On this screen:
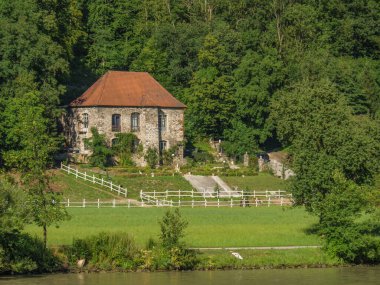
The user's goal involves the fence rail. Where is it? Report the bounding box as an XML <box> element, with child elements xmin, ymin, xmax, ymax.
<box><xmin>61</xmin><ymin>199</ymin><xmax>139</xmax><ymax>208</ymax></box>
<box><xmin>60</xmin><ymin>163</ymin><xmax>127</xmax><ymax>197</ymax></box>
<box><xmin>140</xmin><ymin>190</ymin><xmax>293</xmax><ymax>207</ymax></box>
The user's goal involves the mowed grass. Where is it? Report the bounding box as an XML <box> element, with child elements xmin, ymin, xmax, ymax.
<box><xmin>25</xmin><ymin>207</ymin><xmax>320</xmax><ymax>247</ymax></box>
<box><xmin>107</xmin><ymin>175</ymin><xmax>194</xmax><ymax>199</ymax></box>
<box><xmin>222</xmin><ymin>173</ymin><xmax>288</xmax><ymax>191</ymax></box>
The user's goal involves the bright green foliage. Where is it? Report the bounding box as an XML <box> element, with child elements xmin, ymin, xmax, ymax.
<box><xmin>159</xmin><ymin>208</ymin><xmax>188</xmax><ymax>249</ymax></box>
<box><xmin>112</xmin><ymin>132</ymin><xmax>141</xmax><ymax>166</ymax></box>
<box><xmin>2</xmin><ymin>91</ymin><xmax>59</xmax><ymax>173</ymax></box>
<box><xmin>319</xmin><ymin>173</ymin><xmax>380</xmax><ymax>263</ymax></box>
<box><xmin>0</xmin><ymin>178</ymin><xmax>27</xmax><ymax>233</ymax></box>
<box><xmin>144</xmin><ymin>148</ymin><xmax>159</xmax><ymax>169</ymax></box>
<box><xmin>84</xmin><ymin>127</ymin><xmax>113</xmax><ymax>169</ymax></box>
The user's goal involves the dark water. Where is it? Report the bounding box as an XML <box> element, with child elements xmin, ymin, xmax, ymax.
<box><xmin>0</xmin><ymin>267</ymin><xmax>379</xmax><ymax>285</ymax></box>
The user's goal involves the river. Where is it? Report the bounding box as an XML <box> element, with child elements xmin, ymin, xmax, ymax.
<box><xmin>0</xmin><ymin>267</ymin><xmax>378</xmax><ymax>285</ymax></box>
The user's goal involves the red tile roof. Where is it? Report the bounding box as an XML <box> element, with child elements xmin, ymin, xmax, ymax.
<box><xmin>70</xmin><ymin>71</ymin><xmax>186</xmax><ymax>108</ymax></box>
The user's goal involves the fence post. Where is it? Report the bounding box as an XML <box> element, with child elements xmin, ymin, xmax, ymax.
<box><xmin>118</xmin><ymin>185</ymin><xmax>121</xmax><ymax>195</ymax></box>
<box><xmin>98</xmin><ymin>199</ymin><xmax>100</xmax><ymax>208</ymax></box>
<box><xmin>124</xmin><ymin>188</ymin><xmax>127</xmax><ymax>198</ymax></box>
<box><xmin>113</xmin><ymin>199</ymin><xmax>116</xmax><ymax>208</ymax></box>
<box><xmin>178</xmin><ymin>189</ymin><xmax>180</xmax><ymax>198</ymax></box>
<box><xmin>218</xmin><ymin>199</ymin><xmax>220</xmax><ymax>208</ymax></box>
<box><xmin>179</xmin><ymin>199</ymin><xmax>181</xmax><ymax>207</ymax></box>
<box><xmin>110</xmin><ymin>181</ymin><xmax>113</xmax><ymax>192</ymax></box>
<box><xmin>278</xmin><ymin>189</ymin><xmax>281</xmax><ymax>198</ymax></box>
<box><xmin>67</xmin><ymin>198</ymin><xmax>70</xmax><ymax>207</ymax></box>
<box><xmin>255</xmin><ymin>198</ymin><xmax>258</xmax><ymax>207</ymax></box>
<box><xmin>153</xmin><ymin>190</ymin><xmax>156</xmax><ymax>199</ymax></box>
<box><xmin>83</xmin><ymin>199</ymin><xmax>85</xmax><ymax>208</ymax></box>
<box><xmin>191</xmin><ymin>189</ymin><xmax>194</xmax><ymax>198</ymax></box>
<box><xmin>241</xmin><ymin>190</ymin><xmax>244</xmax><ymax>199</ymax></box>
<box><xmin>254</xmin><ymin>190</ymin><xmax>256</xmax><ymax>198</ymax></box>
<box><xmin>230</xmin><ymin>199</ymin><xmax>233</xmax><ymax>208</ymax></box>
<box><xmin>101</xmin><ymin>177</ymin><xmax>104</xmax><ymax>185</ymax></box>
<box><xmin>192</xmin><ymin>200</ymin><xmax>194</xmax><ymax>208</ymax></box>
<box><xmin>204</xmin><ymin>200</ymin><xmax>207</xmax><ymax>208</ymax></box>
<box><xmin>268</xmin><ymin>197</ymin><xmax>271</xmax><ymax>207</ymax></box>
<box><xmin>280</xmin><ymin>197</ymin><xmax>283</xmax><ymax>206</ymax></box>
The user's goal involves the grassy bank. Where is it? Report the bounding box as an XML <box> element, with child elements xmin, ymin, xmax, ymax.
<box><xmin>222</xmin><ymin>173</ymin><xmax>288</xmax><ymax>191</ymax></box>
<box><xmin>25</xmin><ymin>207</ymin><xmax>320</xmax><ymax>247</ymax></box>
<box><xmin>197</xmin><ymin>248</ymin><xmax>341</xmax><ymax>269</ymax></box>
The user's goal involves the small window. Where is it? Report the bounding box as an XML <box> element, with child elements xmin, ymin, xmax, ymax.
<box><xmin>112</xmin><ymin>114</ymin><xmax>121</xmax><ymax>132</ymax></box>
<box><xmin>158</xmin><ymin>112</ymin><xmax>167</xmax><ymax>131</ymax></box>
<box><xmin>131</xmin><ymin>113</ymin><xmax>140</xmax><ymax>131</ymax></box>
<box><xmin>82</xmin><ymin>113</ymin><xmax>89</xmax><ymax>129</ymax></box>
<box><xmin>159</xmin><ymin>140</ymin><xmax>167</xmax><ymax>154</ymax></box>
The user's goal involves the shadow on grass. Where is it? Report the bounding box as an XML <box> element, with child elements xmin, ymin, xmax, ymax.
<box><xmin>304</xmin><ymin>223</ymin><xmax>321</xmax><ymax>235</ymax></box>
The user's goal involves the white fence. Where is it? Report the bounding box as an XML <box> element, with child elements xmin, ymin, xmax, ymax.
<box><xmin>140</xmin><ymin>190</ymin><xmax>293</xmax><ymax>207</ymax></box>
<box><xmin>61</xmin><ymin>199</ymin><xmax>138</xmax><ymax>208</ymax></box>
<box><xmin>60</xmin><ymin>163</ymin><xmax>128</xmax><ymax>197</ymax></box>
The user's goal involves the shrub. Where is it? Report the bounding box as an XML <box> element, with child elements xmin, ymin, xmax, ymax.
<box><xmin>68</xmin><ymin>232</ymin><xmax>138</xmax><ymax>270</ymax></box>
<box><xmin>0</xmin><ymin>231</ymin><xmax>62</xmax><ymax>274</ymax></box>
<box><xmin>145</xmin><ymin>148</ymin><xmax>159</xmax><ymax>169</ymax></box>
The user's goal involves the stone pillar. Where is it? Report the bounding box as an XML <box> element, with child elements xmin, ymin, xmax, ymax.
<box><xmin>243</xmin><ymin>152</ymin><xmax>249</xmax><ymax>167</ymax></box>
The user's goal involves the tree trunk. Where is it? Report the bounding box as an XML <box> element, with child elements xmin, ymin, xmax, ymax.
<box><xmin>43</xmin><ymin>224</ymin><xmax>47</xmax><ymax>248</ymax></box>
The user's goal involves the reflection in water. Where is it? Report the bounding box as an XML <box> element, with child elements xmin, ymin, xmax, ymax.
<box><xmin>0</xmin><ymin>267</ymin><xmax>379</xmax><ymax>285</ymax></box>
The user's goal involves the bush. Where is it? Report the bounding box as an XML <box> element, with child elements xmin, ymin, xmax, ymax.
<box><xmin>68</xmin><ymin>232</ymin><xmax>138</xmax><ymax>270</ymax></box>
<box><xmin>0</xmin><ymin>231</ymin><xmax>62</xmax><ymax>274</ymax></box>
<box><xmin>145</xmin><ymin>148</ymin><xmax>159</xmax><ymax>169</ymax></box>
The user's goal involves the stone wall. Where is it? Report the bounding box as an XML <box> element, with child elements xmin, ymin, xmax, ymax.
<box><xmin>63</xmin><ymin>106</ymin><xmax>185</xmax><ymax>166</ymax></box>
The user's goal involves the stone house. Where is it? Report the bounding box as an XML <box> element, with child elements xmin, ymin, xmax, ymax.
<box><xmin>63</xmin><ymin>71</ymin><xmax>186</xmax><ymax>166</ymax></box>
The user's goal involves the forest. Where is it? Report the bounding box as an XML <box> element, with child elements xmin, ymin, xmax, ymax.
<box><xmin>0</xmin><ymin>0</ymin><xmax>380</xmax><ymax>271</ymax></box>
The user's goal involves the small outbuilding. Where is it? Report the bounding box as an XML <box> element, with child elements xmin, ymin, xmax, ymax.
<box><xmin>63</xmin><ymin>71</ymin><xmax>186</xmax><ymax>166</ymax></box>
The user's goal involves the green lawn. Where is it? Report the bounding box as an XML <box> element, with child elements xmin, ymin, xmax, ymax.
<box><xmin>111</xmin><ymin>175</ymin><xmax>193</xmax><ymax>199</ymax></box>
<box><xmin>222</xmin><ymin>173</ymin><xmax>288</xmax><ymax>191</ymax></box>
<box><xmin>25</xmin><ymin>207</ymin><xmax>320</xmax><ymax>247</ymax></box>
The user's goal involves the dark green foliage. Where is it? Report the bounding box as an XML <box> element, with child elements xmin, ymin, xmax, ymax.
<box><xmin>144</xmin><ymin>147</ymin><xmax>159</xmax><ymax>169</ymax></box>
<box><xmin>84</xmin><ymin>127</ymin><xmax>113</xmax><ymax>169</ymax></box>
<box><xmin>0</xmin><ymin>231</ymin><xmax>62</xmax><ymax>274</ymax></box>
<box><xmin>159</xmin><ymin>208</ymin><xmax>188</xmax><ymax>250</ymax></box>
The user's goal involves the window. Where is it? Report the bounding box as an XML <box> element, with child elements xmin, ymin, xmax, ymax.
<box><xmin>159</xmin><ymin>140</ymin><xmax>167</xmax><ymax>154</ymax></box>
<box><xmin>112</xmin><ymin>114</ymin><xmax>121</xmax><ymax>132</ymax></box>
<box><xmin>82</xmin><ymin>113</ymin><xmax>89</xmax><ymax>130</ymax></box>
<box><xmin>131</xmin><ymin>112</ymin><xmax>140</xmax><ymax>131</ymax></box>
<box><xmin>158</xmin><ymin>112</ymin><xmax>167</xmax><ymax>131</ymax></box>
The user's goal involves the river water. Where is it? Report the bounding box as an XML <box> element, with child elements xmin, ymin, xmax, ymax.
<box><xmin>1</xmin><ymin>267</ymin><xmax>378</xmax><ymax>285</ymax></box>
